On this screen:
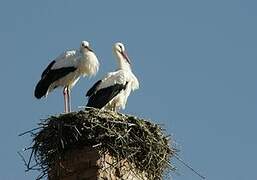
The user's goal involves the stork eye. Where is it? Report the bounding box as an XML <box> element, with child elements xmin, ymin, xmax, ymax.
<box><xmin>118</xmin><ymin>45</ymin><xmax>122</xmax><ymax>51</ymax></box>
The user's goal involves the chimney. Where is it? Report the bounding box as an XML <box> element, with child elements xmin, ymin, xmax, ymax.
<box><xmin>48</xmin><ymin>147</ymin><xmax>148</xmax><ymax>180</ymax></box>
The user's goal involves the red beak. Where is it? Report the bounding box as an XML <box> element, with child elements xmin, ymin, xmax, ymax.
<box><xmin>86</xmin><ymin>46</ymin><xmax>93</xmax><ymax>52</ymax></box>
<box><xmin>121</xmin><ymin>51</ymin><xmax>131</xmax><ymax>65</ymax></box>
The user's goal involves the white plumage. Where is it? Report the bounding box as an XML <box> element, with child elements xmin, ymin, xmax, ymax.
<box><xmin>86</xmin><ymin>42</ymin><xmax>139</xmax><ymax>111</ymax></box>
<box><xmin>35</xmin><ymin>41</ymin><xmax>99</xmax><ymax>113</ymax></box>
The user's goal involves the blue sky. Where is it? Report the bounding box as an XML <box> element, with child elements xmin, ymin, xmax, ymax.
<box><xmin>0</xmin><ymin>0</ymin><xmax>256</xmax><ymax>179</ymax></box>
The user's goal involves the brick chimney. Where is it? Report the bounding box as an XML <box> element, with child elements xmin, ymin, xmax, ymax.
<box><xmin>48</xmin><ymin>147</ymin><xmax>144</xmax><ymax>180</ymax></box>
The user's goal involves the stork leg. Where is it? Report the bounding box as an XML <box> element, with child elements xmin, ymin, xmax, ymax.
<box><xmin>63</xmin><ymin>87</ymin><xmax>68</xmax><ymax>113</ymax></box>
<box><xmin>67</xmin><ymin>88</ymin><xmax>71</xmax><ymax>112</ymax></box>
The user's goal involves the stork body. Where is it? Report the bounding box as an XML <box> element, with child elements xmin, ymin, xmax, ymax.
<box><xmin>35</xmin><ymin>41</ymin><xmax>99</xmax><ymax>113</ymax></box>
<box><xmin>86</xmin><ymin>42</ymin><xmax>139</xmax><ymax>111</ymax></box>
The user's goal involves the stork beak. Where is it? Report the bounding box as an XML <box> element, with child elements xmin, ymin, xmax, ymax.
<box><xmin>121</xmin><ymin>51</ymin><xmax>131</xmax><ymax>65</ymax></box>
<box><xmin>86</xmin><ymin>46</ymin><xmax>94</xmax><ymax>52</ymax></box>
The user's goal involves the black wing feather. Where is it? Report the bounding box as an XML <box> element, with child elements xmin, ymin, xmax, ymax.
<box><xmin>34</xmin><ymin>66</ymin><xmax>77</xmax><ymax>99</ymax></box>
<box><xmin>41</xmin><ymin>60</ymin><xmax>56</xmax><ymax>78</ymax></box>
<box><xmin>87</xmin><ymin>82</ymin><xmax>128</xmax><ymax>109</ymax></box>
<box><xmin>86</xmin><ymin>80</ymin><xmax>102</xmax><ymax>97</ymax></box>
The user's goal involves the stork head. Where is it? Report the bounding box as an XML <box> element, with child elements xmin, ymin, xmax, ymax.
<box><xmin>80</xmin><ymin>41</ymin><xmax>93</xmax><ymax>52</ymax></box>
<box><xmin>113</xmin><ymin>42</ymin><xmax>131</xmax><ymax>67</ymax></box>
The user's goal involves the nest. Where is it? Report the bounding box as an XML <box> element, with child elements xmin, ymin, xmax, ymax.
<box><xmin>20</xmin><ymin>108</ymin><xmax>177</xmax><ymax>179</ymax></box>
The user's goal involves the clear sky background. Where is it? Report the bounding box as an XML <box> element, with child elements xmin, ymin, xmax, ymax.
<box><xmin>0</xmin><ymin>0</ymin><xmax>256</xmax><ymax>179</ymax></box>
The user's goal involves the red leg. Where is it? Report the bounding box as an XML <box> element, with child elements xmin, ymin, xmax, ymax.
<box><xmin>67</xmin><ymin>88</ymin><xmax>71</xmax><ymax>112</ymax></box>
<box><xmin>63</xmin><ymin>87</ymin><xmax>68</xmax><ymax>113</ymax></box>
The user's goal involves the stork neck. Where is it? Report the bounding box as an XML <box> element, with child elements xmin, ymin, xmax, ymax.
<box><xmin>117</xmin><ymin>58</ymin><xmax>131</xmax><ymax>71</ymax></box>
<box><xmin>80</xmin><ymin>48</ymin><xmax>87</xmax><ymax>55</ymax></box>
<box><xmin>115</xmin><ymin>52</ymin><xmax>131</xmax><ymax>71</ymax></box>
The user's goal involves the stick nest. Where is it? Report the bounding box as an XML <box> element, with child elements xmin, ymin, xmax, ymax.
<box><xmin>21</xmin><ymin>108</ymin><xmax>177</xmax><ymax>179</ymax></box>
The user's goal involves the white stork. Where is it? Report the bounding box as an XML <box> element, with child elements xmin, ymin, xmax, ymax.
<box><xmin>35</xmin><ymin>41</ymin><xmax>99</xmax><ymax>113</ymax></box>
<box><xmin>86</xmin><ymin>42</ymin><xmax>139</xmax><ymax>111</ymax></box>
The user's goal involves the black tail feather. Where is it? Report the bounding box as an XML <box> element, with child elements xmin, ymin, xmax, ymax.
<box><xmin>34</xmin><ymin>79</ymin><xmax>51</xmax><ymax>99</ymax></box>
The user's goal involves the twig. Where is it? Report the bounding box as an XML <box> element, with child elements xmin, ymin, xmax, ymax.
<box><xmin>174</xmin><ymin>153</ymin><xmax>206</xmax><ymax>179</ymax></box>
<box><xmin>18</xmin><ymin>127</ymin><xmax>43</xmax><ymax>136</ymax></box>
<box><xmin>18</xmin><ymin>151</ymin><xmax>29</xmax><ymax>170</ymax></box>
